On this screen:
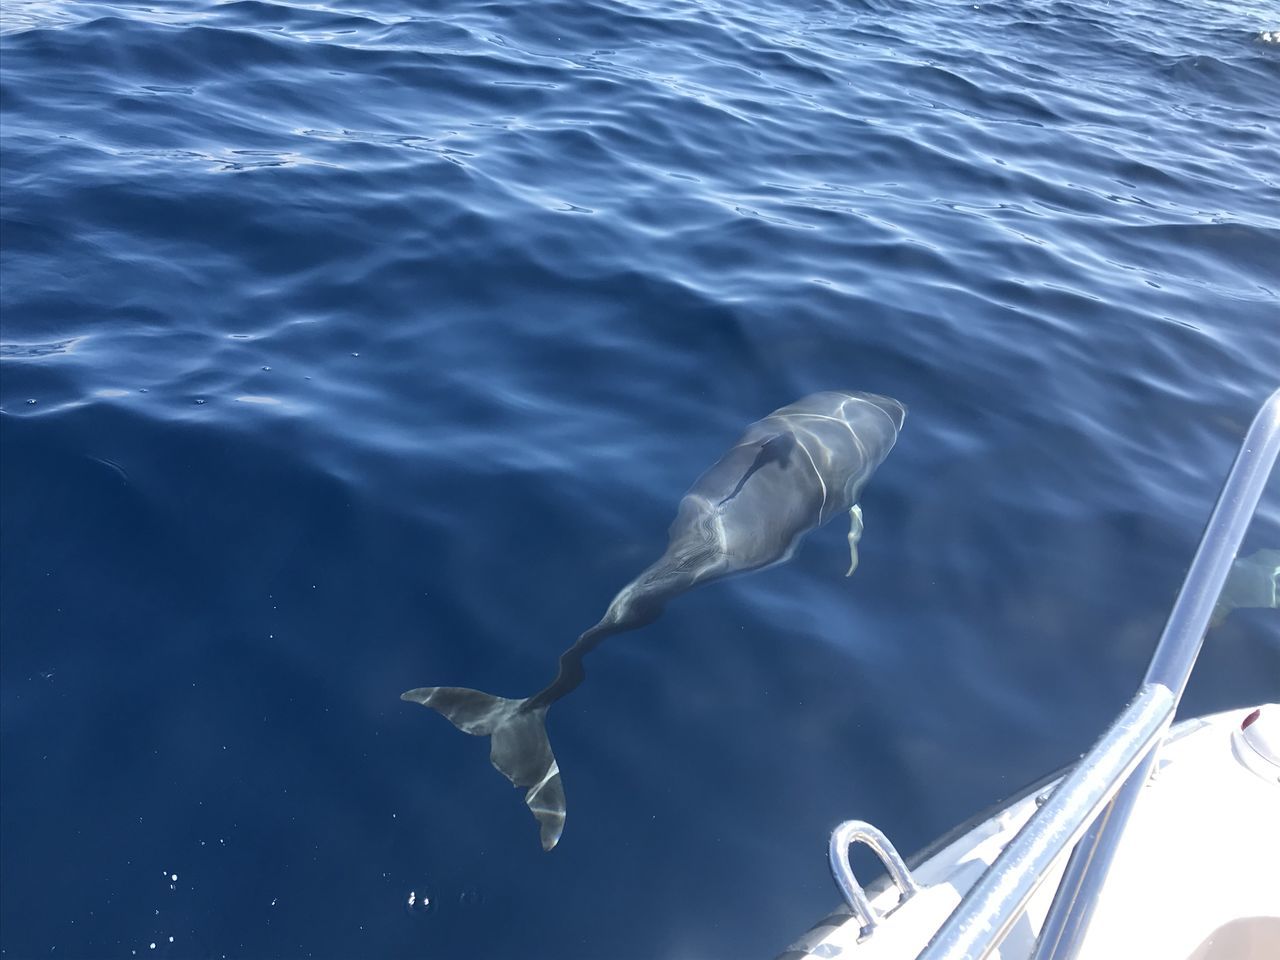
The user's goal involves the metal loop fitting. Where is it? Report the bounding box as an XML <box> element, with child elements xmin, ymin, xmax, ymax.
<box><xmin>829</xmin><ymin>820</ymin><xmax>921</xmax><ymax>936</ymax></box>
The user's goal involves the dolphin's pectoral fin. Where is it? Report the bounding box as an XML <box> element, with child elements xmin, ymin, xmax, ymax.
<box><xmin>846</xmin><ymin>504</ymin><xmax>864</xmax><ymax>577</ymax></box>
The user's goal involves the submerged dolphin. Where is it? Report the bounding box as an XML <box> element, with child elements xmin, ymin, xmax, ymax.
<box><xmin>403</xmin><ymin>391</ymin><xmax>906</xmax><ymax>850</ymax></box>
<box><xmin>1210</xmin><ymin>548</ymin><xmax>1280</xmax><ymax>629</ymax></box>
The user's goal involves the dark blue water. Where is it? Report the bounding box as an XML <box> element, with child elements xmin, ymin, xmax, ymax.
<box><xmin>3</xmin><ymin>0</ymin><xmax>1278</xmax><ymax>955</ymax></box>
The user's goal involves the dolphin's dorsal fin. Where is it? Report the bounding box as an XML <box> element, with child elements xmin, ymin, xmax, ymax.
<box><xmin>719</xmin><ymin>432</ymin><xmax>796</xmax><ymax>506</ymax></box>
<box><xmin>846</xmin><ymin>504</ymin><xmax>864</xmax><ymax>577</ymax></box>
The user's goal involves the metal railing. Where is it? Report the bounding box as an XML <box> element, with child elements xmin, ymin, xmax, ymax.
<box><xmin>917</xmin><ymin>387</ymin><xmax>1280</xmax><ymax>960</ymax></box>
<box><xmin>829</xmin><ymin>821</ymin><xmax>921</xmax><ymax>936</ymax></box>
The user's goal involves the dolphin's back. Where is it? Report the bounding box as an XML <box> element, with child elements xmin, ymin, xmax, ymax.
<box><xmin>717</xmin><ymin>393</ymin><xmax>903</xmax><ymax>512</ymax></box>
<box><xmin>670</xmin><ymin>390</ymin><xmax>905</xmax><ymax>575</ymax></box>
<box><xmin>677</xmin><ymin>437</ymin><xmax>824</xmax><ymax>573</ymax></box>
<box><xmin>766</xmin><ymin>391</ymin><xmax>905</xmax><ymax>521</ymax></box>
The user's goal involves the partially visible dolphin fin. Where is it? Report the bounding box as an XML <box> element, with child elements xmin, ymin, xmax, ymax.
<box><xmin>719</xmin><ymin>432</ymin><xmax>796</xmax><ymax>506</ymax></box>
<box><xmin>401</xmin><ymin>686</ymin><xmax>566</xmax><ymax>851</ymax></box>
<box><xmin>846</xmin><ymin>504</ymin><xmax>864</xmax><ymax>577</ymax></box>
<box><xmin>1209</xmin><ymin>547</ymin><xmax>1280</xmax><ymax>630</ymax></box>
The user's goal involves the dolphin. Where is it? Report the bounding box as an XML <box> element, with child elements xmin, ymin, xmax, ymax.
<box><xmin>1210</xmin><ymin>548</ymin><xmax>1280</xmax><ymax>629</ymax></box>
<box><xmin>403</xmin><ymin>391</ymin><xmax>907</xmax><ymax>850</ymax></box>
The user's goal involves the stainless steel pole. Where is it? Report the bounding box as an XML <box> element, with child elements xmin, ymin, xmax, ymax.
<box><xmin>916</xmin><ymin>684</ymin><xmax>1174</xmax><ymax>960</ymax></box>
<box><xmin>1032</xmin><ymin>388</ymin><xmax>1280</xmax><ymax>960</ymax></box>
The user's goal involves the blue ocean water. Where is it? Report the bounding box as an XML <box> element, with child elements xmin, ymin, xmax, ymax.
<box><xmin>2</xmin><ymin>0</ymin><xmax>1278</xmax><ymax>955</ymax></box>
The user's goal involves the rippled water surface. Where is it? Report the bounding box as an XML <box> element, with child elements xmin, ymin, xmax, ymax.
<box><xmin>2</xmin><ymin>0</ymin><xmax>1278</xmax><ymax>955</ymax></box>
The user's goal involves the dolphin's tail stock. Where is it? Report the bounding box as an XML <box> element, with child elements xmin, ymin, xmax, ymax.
<box><xmin>400</xmin><ymin>686</ymin><xmax>565</xmax><ymax>850</ymax></box>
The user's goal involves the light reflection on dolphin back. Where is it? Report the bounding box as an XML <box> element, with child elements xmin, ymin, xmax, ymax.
<box><xmin>403</xmin><ymin>391</ymin><xmax>906</xmax><ymax>850</ymax></box>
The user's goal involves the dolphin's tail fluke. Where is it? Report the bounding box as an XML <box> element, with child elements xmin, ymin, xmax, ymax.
<box><xmin>401</xmin><ymin>686</ymin><xmax>566</xmax><ymax>851</ymax></box>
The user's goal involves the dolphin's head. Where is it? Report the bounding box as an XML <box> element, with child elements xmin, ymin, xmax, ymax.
<box><xmin>853</xmin><ymin>392</ymin><xmax>907</xmax><ymax>433</ymax></box>
<box><xmin>829</xmin><ymin>392</ymin><xmax>907</xmax><ymax>490</ymax></box>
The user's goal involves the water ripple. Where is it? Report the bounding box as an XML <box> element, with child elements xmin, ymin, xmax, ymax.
<box><xmin>2</xmin><ymin>0</ymin><xmax>1278</xmax><ymax>956</ymax></box>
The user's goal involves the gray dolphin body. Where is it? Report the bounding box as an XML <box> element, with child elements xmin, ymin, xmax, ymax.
<box><xmin>1211</xmin><ymin>548</ymin><xmax>1280</xmax><ymax>629</ymax></box>
<box><xmin>403</xmin><ymin>391</ymin><xmax>906</xmax><ymax>850</ymax></box>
